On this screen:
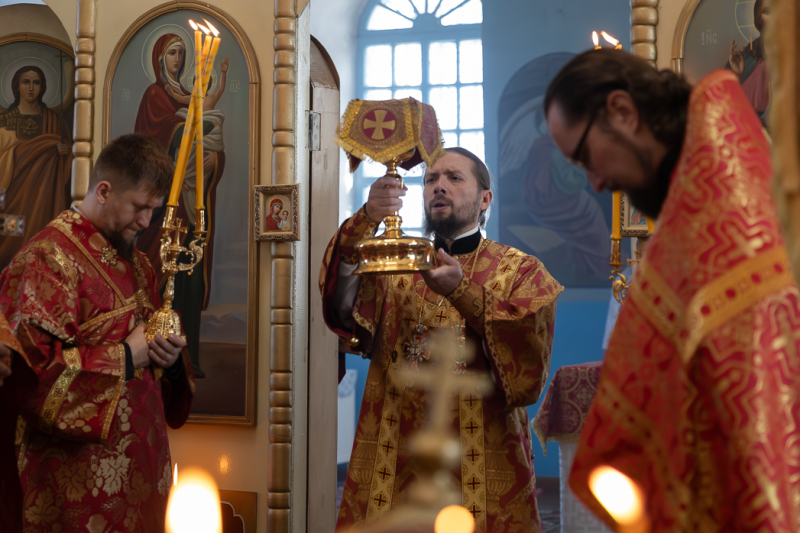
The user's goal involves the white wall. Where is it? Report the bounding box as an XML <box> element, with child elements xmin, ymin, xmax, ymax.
<box><xmin>309</xmin><ymin>0</ymin><xmax>369</xmax><ymax>221</ymax></box>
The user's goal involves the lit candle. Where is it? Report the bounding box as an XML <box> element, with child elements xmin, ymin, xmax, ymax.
<box><xmin>588</xmin><ymin>466</ymin><xmax>646</xmax><ymax>529</ymax></box>
<box><xmin>645</xmin><ymin>216</ymin><xmax>655</xmax><ymax>234</ymax></box>
<box><xmin>195</xmin><ymin>24</ymin><xmax>213</xmax><ymax>212</ymax></box>
<box><xmin>602</xmin><ymin>31</ymin><xmax>622</xmax><ymax>50</ymax></box>
<box><xmin>168</xmin><ymin>21</ymin><xmax>204</xmax><ymax>207</ymax></box>
<box><xmin>592</xmin><ymin>31</ymin><xmax>600</xmax><ymax>50</ymax></box>
<box><xmin>611</xmin><ymin>191</ymin><xmax>622</xmax><ymax>240</ymax></box>
<box><xmin>166</xmin><ymin>467</ymin><xmax>221</xmax><ymax>533</ymax></box>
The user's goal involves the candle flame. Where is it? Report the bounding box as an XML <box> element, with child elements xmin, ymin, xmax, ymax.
<box><xmin>592</xmin><ymin>31</ymin><xmax>599</xmax><ymax>47</ymax></box>
<box><xmin>601</xmin><ymin>31</ymin><xmax>619</xmax><ymax>46</ymax></box>
<box><xmin>198</xmin><ymin>24</ymin><xmax>211</xmax><ymax>36</ymax></box>
<box><xmin>435</xmin><ymin>505</ymin><xmax>474</xmax><ymax>533</ymax></box>
<box><xmin>203</xmin><ymin>19</ymin><xmax>220</xmax><ymax>37</ymax></box>
<box><xmin>588</xmin><ymin>466</ymin><xmax>644</xmax><ymax>526</ymax></box>
<box><xmin>173</xmin><ymin>464</ymin><xmax>178</xmax><ymax>485</ymax></box>
<box><xmin>166</xmin><ymin>468</ymin><xmax>221</xmax><ymax>533</ymax></box>
<box><xmin>189</xmin><ymin>19</ymin><xmax>199</xmax><ymax>31</ymax></box>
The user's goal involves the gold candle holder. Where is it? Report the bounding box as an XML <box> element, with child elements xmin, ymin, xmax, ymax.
<box><xmin>609</xmin><ymin>238</ymin><xmax>629</xmax><ymax>304</ymax></box>
<box><xmin>144</xmin><ymin>205</ymin><xmax>207</xmax><ymax>342</ymax></box>
<box><xmin>353</xmin><ymin>149</ymin><xmax>435</xmax><ymax>276</ymax></box>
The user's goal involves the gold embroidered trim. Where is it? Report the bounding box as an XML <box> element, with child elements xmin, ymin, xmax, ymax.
<box><xmin>594</xmin><ymin>379</ymin><xmax>689</xmax><ymax>521</ymax></box>
<box><xmin>26</xmin><ymin>241</ymin><xmax>77</xmax><ymax>286</ymax></box>
<box><xmin>79</xmin><ymin>303</ymin><xmax>138</xmax><ymax>333</ymax></box>
<box><xmin>53</xmin><ymin>224</ymin><xmax>128</xmax><ymax>305</ymax></box>
<box><xmin>366</xmin><ymin>373</ymin><xmax>405</xmax><ymax>523</ymax></box>
<box><xmin>364</xmin><ymin>276</ymin><xmax>416</xmax><ymax>524</ymax></box>
<box><xmin>446</xmin><ymin>275</ymin><xmax>470</xmax><ymax>303</ymax></box>
<box><xmin>460</xmin><ymin>390</ymin><xmax>487</xmax><ymax>533</ymax></box>
<box><xmin>40</xmin><ymin>347</ymin><xmax>82</xmax><ymax>430</ymax></box>
<box><xmin>631</xmin><ymin>260</ymin><xmax>686</xmax><ymax>352</ymax></box>
<box><xmin>683</xmin><ymin>247</ymin><xmax>793</xmax><ymax>362</ymax></box>
<box><xmin>101</xmin><ymin>344</ymin><xmax>127</xmax><ymax>444</ymax></box>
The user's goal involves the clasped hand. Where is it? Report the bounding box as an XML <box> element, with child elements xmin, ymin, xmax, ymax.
<box><xmin>125</xmin><ymin>323</ymin><xmax>186</xmax><ymax>370</ymax></box>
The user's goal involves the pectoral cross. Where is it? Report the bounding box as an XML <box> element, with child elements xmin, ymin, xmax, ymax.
<box><xmin>0</xmin><ymin>189</ymin><xmax>24</xmax><ymax>238</ymax></box>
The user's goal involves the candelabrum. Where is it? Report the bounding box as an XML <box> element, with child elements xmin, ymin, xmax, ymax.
<box><xmin>0</xmin><ymin>189</ymin><xmax>24</xmax><ymax>237</ymax></box>
<box><xmin>144</xmin><ymin>205</ymin><xmax>207</xmax><ymax>343</ymax></box>
<box><xmin>609</xmin><ymin>238</ymin><xmax>629</xmax><ymax>304</ymax></box>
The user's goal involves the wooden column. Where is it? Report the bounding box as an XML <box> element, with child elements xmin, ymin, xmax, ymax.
<box><xmin>630</xmin><ymin>0</ymin><xmax>658</xmax><ymax>66</ymax></box>
<box><xmin>768</xmin><ymin>0</ymin><xmax>800</xmax><ymax>283</ymax></box>
<box><xmin>72</xmin><ymin>0</ymin><xmax>97</xmax><ymax>204</ymax></box>
<box><xmin>269</xmin><ymin>1</ymin><xmax>297</xmax><ymax>531</ymax></box>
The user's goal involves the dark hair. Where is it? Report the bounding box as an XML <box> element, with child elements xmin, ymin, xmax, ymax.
<box><xmin>10</xmin><ymin>66</ymin><xmax>47</xmax><ymax>110</ymax></box>
<box><xmin>89</xmin><ymin>134</ymin><xmax>173</xmax><ymax>197</ymax></box>
<box><xmin>445</xmin><ymin>146</ymin><xmax>492</xmax><ymax>227</ymax></box>
<box><xmin>544</xmin><ymin>49</ymin><xmax>691</xmax><ymax>150</ymax></box>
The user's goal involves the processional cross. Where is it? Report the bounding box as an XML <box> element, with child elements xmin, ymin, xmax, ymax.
<box><xmin>346</xmin><ymin>329</ymin><xmax>493</xmax><ymax>533</ymax></box>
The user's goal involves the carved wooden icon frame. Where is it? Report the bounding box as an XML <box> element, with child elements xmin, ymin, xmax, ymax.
<box><xmin>254</xmin><ymin>184</ymin><xmax>300</xmax><ymax>241</ymax></box>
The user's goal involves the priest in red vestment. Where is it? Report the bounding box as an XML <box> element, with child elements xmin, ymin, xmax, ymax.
<box><xmin>546</xmin><ymin>49</ymin><xmax>800</xmax><ymax>532</ymax></box>
<box><xmin>0</xmin><ymin>134</ymin><xmax>194</xmax><ymax>532</ymax></box>
<box><xmin>320</xmin><ymin>147</ymin><xmax>563</xmax><ymax>532</ymax></box>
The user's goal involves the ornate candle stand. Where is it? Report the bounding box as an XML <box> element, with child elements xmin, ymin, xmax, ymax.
<box><xmin>144</xmin><ymin>205</ymin><xmax>207</xmax><ymax>342</ymax></box>
<box><xmin>609</xmin><ymin>238</ymin><xmax>629</xmax><ymax>304</ymax></box>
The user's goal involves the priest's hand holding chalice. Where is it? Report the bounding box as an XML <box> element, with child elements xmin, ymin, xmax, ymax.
<box><xmin>336</xmin><ymin>97</ymin><xmax>446</xmax><ymax>275</ymax></box>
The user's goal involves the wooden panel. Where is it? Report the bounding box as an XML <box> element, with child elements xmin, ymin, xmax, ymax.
<box><xmin>306</xmin><ymin>41</ymin><xmax>341</xmax><ymax>532</ymax></box>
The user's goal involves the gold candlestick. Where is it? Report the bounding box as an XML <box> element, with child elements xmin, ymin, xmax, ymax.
<box><xmin>609</xmin><ymin>238</ymin><xmax>629</xmax><ymax>304</ymax></box>
<box><xmin>144</xmin><ymin>207</ymin><xmax>207</xmax><ymax>343</ymax></box>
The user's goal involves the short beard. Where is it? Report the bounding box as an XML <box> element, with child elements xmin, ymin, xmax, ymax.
<box><xmin>107</xmin><ymin>231</ymin><xmax>137</xmax><ymax>263</ymax></box>
<box><xmin>423</xmin><ymin>193</ymin><xmax>481</xmax><ymax>240</ymax></box>
<box><xmin>608</xmin><ymin>129</ymin><xmax>670</xmax><ymax>219</ymax></box>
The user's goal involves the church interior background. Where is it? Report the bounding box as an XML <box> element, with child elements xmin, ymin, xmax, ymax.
<box><xmin>0</xmin><ymin>0</ymin><xmax>758</xmax><ymax>531</ymax></box>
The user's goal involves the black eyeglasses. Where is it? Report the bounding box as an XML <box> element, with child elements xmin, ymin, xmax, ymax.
<box><xmin>569</xmin><ymin>111</ymin><xmax>597</xmax><ymax>169</ymax></box>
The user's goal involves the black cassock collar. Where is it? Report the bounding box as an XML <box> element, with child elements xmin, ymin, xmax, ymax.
<box><xmin>433</xmin><ymin>229</ymin><xmax>482</xmax><ymax>256</ymax></box>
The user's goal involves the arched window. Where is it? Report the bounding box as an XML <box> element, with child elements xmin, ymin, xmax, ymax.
<box><xmin>356</xmin><ymin>0</ymin><xmax>483</xmax><ymax>235</ymax></box>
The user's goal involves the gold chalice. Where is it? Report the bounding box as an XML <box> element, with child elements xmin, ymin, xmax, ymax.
<box><xmin>336</xmin><ymin>97</ymin><xmax>445</xmax><ymax>275</ymax></box>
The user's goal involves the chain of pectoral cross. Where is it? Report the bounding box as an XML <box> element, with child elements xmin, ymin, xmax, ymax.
<box><xmin>405</xmin><ymin>238</ymin><xmax>489</xmax><ymax>373</ymax></box>
<box><xmin>416</xmin><ymin>238</ymin><xmax>487</xmax><ymax>326</ymax></box>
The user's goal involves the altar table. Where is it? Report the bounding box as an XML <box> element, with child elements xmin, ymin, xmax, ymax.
<box><xmin>532</xmin><ymin>362</ymin><xmax>611</xmax><ymax>533</ymax></box>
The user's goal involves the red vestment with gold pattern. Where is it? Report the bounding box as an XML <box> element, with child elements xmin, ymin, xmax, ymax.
<box><xmin>569</xmin><ymin>71</ymin><xmax>800</xmax><ymax>532</ymax></box>
<box><xmin>0</xmin><ymin>210</ymin><xmax>195</xmax><ymax>533</ymax></box>
<box><xmin>320</xmin><ymin>207</ymin><xmax>563</xmax><ymax>532</ymax></box>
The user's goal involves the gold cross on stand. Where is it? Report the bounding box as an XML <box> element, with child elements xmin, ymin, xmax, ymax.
<box><xmin>0</xmin><ymin>189</ymin><xmax>24</xmax><ymax>238</ymax></box>
<box><xmin>343</xmin><ymin>328</ymin><xmax>493</xmax><ymax>533</ymax></box>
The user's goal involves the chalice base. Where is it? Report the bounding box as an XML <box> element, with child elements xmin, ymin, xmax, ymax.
<box><xmin>144</xmin><ymin>306</ymin><xmax>186</xmax><ymax>343</ymax></box>
<box><xmin>354</xmin><ymin>231</ymin><xmax>435</xmax><ymax>275</ymax></box>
